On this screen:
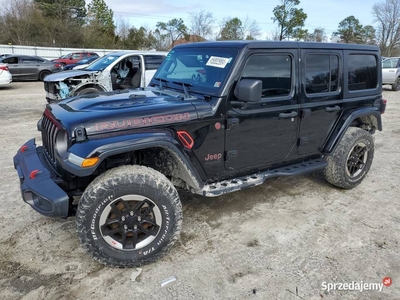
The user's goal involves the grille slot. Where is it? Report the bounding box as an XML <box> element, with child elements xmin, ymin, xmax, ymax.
<box><xmin>41</xmin><ymin>112</ymin><xmax>61</xmax><ymax>166</ymax></box>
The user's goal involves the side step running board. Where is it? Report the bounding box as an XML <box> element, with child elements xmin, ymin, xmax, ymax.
<box><xmin>198</xmin><ymin>158</ymin><xmax>327</xmax><ymax>197</ymax></box>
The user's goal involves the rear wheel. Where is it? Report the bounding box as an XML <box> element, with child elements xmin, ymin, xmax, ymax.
<box><xmin>324</xmin><ymin>127</ymin><xmax>374</xmax><ymax>189</ymax></box>
<box><xmin>391</xmin><ymin>77</ymin><xmax>400</xmax><ymax>91</ymax></box>
<box><xmin>76</xmin><ymin>165</ymin><xmax>183</xmax><ymax>267</ymax></box>
<box><xmin>39</xmin><ymin>70</ymin><xmax>51</xmax><ymax>81</ymax></box>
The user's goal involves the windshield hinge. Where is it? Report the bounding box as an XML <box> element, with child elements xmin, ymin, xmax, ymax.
<box><xmin>75</xmin><ymin>126</ymin><xmax>87</xmax><ymax>142</ymax></box>
<box><xmin>226</xmin><ymin>118</ymin><xmax>239</xmax><ymax>130</ymax></box>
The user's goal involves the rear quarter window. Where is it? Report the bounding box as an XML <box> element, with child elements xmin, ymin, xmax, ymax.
<box><xmin>348</xmin><ymin>54</ymin><xmax>378</xmax><ymax>91</ymax></box>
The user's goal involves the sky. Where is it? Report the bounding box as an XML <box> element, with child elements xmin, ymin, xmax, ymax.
<box><xmin>98</xmin><ymin>0</ymin><xmax>379</xmax><ymax>40</ymax></box>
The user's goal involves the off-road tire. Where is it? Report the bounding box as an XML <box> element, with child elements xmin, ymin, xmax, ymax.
<box><xmin>324</xmin><ymin>127</ymin><xmax>374</xmax><ymax>189</ymax></box>
<box><xmin>76</xmin><ymin>87</ymin><xmax>100</xmax><ymax>96</ymax></box>
<box><xmin>39</xmin><ymin>70</ymin><xmax>51</xmax><ymax>81</ymax></box>
<box><xmin>392</xmin><ymin>77</ymin><xmax>400</xmax><ymax>91</ymax></box>
<box><xmin>76</xmin><ymin>165</ymin><xmax>183</xmax><ymax>268</ymax></box>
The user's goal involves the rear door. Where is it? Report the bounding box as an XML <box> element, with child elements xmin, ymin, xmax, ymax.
<box><xmin>225</xmin><ymin>50</ymin><xmax>299</xmax><ymax>170</ymax></box>
<box><xmin>298</xmin><ymin>50</ymin><xmax>343</xmax><ymax>155</ymax></box>
<box><xmin>19</xmin><ymin>56</ymin><xmax>41</xmax><ymax>79</ymax></box>
<box><xmin>382</xmin><ymin>57</ymin><xmax>399</xmax><ymax>83</ymax></box>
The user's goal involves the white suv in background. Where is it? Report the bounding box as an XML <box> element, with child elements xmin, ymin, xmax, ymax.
<box><xmin>382</xmin><ymin>57</ymin><xmax>400</xmax><ymax>91</ymax></box>
<box><xmin>0</xmin><ymin>64</ymin><xmax>12</xmax><ymax>86</ymax></box>
<box><xmin>43</xmin><ymin>51</ymin><xmax>167</xmax><ymax>103</ymax></box>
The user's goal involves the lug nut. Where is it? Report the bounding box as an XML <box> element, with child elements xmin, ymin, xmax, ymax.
<box><xmin>137</xmin><ymin>216</ymin><xmax>141</xmax><ymax>222</ymax></box>
<box><xmin>124</xmin><ymin>225</ymin><xmax>128</xmax><ymax>230</ymax></box>
<box><xmin>121</xmin><ymin>216</ymin><xmax>125</xmax><ymax>221</ymax></box>
<box><xmin>134</xmin><ymin>225</ymin><xmax>138</xmax><ymax>230</ymax></box>
<box><xmin>130</xmin><ymin>211</ymin><xmax>134</xmax><ymax>216</ymax></box>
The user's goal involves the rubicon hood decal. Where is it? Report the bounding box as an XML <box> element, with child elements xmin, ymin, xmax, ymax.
<box><xmin>92</xmin><ymin>113</ymin><xmax>191</xmax><ymax>132</ymax></box>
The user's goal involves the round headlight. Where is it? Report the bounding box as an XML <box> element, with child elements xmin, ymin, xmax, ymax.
<box><xmin>55</xmin><ymin>130</ymin><xmax>68</xmax><ymax>156</ymax></box>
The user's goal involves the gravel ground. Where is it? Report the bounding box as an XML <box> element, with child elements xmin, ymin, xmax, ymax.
<box><xmin>0</xmin><ymin>81</ymin><xmax>399</xmax><ymax>300</ymax></box>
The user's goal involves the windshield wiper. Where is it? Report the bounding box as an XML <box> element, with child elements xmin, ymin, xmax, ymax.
<box><xmin>172</xmin><ymin>81</ymin><xmax>192</xmax><ymax>99</ymax></box>
<box><xmin>153</xmin><ymin>77</ymin><xmax>168</xmax><ymax>90</ymax></box>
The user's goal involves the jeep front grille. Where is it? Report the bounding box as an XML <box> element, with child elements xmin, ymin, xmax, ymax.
<box><xmin>41</xmin><ymin>112</ymin><xmax>60</xmax><ymax>166</ymax></box>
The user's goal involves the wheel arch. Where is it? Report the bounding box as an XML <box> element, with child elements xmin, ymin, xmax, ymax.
<box><xmin>75</xmin><ymin>83</ymin><xmax>106</xmax><ymax>94</ymax></box>
<box><xmin>63</xmin><ymin>133</ymin><xmax>205</xmax><ymax>192</ymax></box>
<box><xmin>323</xmin><ymin>108</ymin><xmax>381</xmax><ymax>155</ymax></box>
<box><xmin>38</xmin><ymin>69</ymin><xmax>52</xmax><ymax>81</ymax></box>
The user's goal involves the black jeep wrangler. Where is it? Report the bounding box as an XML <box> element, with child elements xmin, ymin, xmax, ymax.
<box><xmin>14</xmin><ymin>41</ymin><xmax>386</xmax><ymax>267</ymax></box>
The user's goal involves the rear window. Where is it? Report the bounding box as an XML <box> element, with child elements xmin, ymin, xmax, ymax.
<box><xmin>348</xmin><ymin>54</ymin><xmax>378</xmax><ymax>91</ymax></box>
<box><xmin>144</xmin><ymin>55</ymin><xmax>165</xmax><ymax>70</ymax></box>
<box><xmin>305</xmin><ymin>54</ymin><xmax>339</xmax><ymax>94</ymax></box>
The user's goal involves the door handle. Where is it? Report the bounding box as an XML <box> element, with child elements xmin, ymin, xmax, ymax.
<box><xmin>279</xmin><ymin>111</ymin><xmax>298</xmax><ymax>118</ymax></box>
<box><xmin>325</xmin><ymin>105</ymin><xmax>341</xmax><ymax>112</ymax></box>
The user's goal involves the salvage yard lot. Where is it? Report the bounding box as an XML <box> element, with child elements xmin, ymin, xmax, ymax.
<box><xmin>0</xmin><ymin>82</ymin><xmax>399</xmax><ymax>300</ymax></box>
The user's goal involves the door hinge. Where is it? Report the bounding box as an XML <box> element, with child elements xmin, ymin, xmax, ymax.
<box><xmin>298</xmin><ymin>137</ymin><xmax>309</xmax><ymax>146</ymax></box>
<box><xmin>301</xmin><ymin>109</ymin><xmax>311</xmax><ymax>119</ymax></box>
<box><xmin>226</xmin><ymin>118</ymin><xmax>239</xmax><ymax>130</ymax></box>
<box><xmin>225</xmin><ymin>150</ymin><xmax>238</xmax><ymax>161</ymax></box>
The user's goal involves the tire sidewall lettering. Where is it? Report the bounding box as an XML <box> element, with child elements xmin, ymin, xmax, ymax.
<box><xmin>90</xmin><ymin>194</ymin><xmax>114</xmax><ymax>241</ymax></box>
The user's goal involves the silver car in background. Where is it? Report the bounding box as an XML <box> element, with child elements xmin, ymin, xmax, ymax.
<box><xmin>0</xmin><ymin>55</ymin><xmax>61</xmax><ymax>81</ymax></box>
<box><xmin>382</xmin><ymin>57</ymin><xmax>400</xmax><ymax>91</ymax></box>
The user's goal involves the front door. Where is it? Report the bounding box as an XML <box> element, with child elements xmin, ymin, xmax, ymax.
<box><xmin>225</xmin><ymin>50</ymin><xmax>299</xmax><ymax>171</ymax></box>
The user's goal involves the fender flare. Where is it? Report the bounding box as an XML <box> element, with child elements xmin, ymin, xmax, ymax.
<box><xmin>323</xmin><ymin>107</ymin><xmax>382</xmax><ymax>155</ymax></box>
<box><xmin>61</xmin><ymin>132</ymin><xmax>204</xmax><ymax>191</ymax></box>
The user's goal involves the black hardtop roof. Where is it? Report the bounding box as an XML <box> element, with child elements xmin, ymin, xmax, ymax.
<box><xmin>173</xmin><ymin>40</ymin><xmax>380</xmax><ymax>52</ymax></box>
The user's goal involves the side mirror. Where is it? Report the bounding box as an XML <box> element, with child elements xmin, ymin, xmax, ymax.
<box><xmin>235</xmin><ymin>79</ymin><xmax>262</xmax><ymax>102</ymax></box>
<box><xmin>69</xmin><ymin>57</ymin><xmax>73</xmax><ymax>60</ymax></box>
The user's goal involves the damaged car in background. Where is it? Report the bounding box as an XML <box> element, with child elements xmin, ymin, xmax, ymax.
<box><xmin>43</xmin><ymin>51</ymin><xmax>167</xmax><ymax>103</ymax></box>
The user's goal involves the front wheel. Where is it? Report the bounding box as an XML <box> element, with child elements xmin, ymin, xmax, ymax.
<box><xmin>324</xmin><ymin>127</ymin><xmax>374</xmax><ymax>189</ymax></box>
<box><xmin>76</xmin><ymin>165</ymin><xmax>183</xmax><ymax>267</ymax></box>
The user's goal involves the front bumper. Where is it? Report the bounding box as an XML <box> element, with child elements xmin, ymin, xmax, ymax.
<box><xmin>13</xmin><ymin>139</ymin><xmax>69</xmax><ymax>218</ymax></box>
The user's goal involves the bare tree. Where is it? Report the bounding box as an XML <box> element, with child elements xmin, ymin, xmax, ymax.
<box><xmin>372</xmin><ymin>0</ymin><xmax>400</xmax><ymax>56</ymax></box>
<box><xmin>0</xmin><ymin>0</ymin><xmax>47</xmax><ymax>45</ymax></box>
<box><xmin>115</xmin><ymin>18</ymin><xmax>131</xmax><ymax>40</ymax></box>
<box><xmin>188</xmin><ymin>10</ymin><xmax>214</xmax><ymax>40</ymax></box>
<box><xmin>306</xmin><ymin>27</ymin><xmax>327</xmax><ymax>42</ymax></box>
<box><xmin>242</xmin><ymin>16</ymin><xmax>261</xmax><ymax>40</ymax></box>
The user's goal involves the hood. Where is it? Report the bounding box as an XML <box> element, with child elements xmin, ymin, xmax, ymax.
<box><xmin>47</xmin><ymin>88</ymin><xmax>200</xmax><ymax>136</ymax></box>
<box><xmin>44</xmin><ymin>69</ymin><xmax>98</xmax><ymax>82</ymax></box>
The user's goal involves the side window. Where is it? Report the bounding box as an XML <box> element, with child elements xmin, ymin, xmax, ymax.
<box><xmin>144</xmin><ymin>55</ymin><xmax>165</xmax><ymax>70</ymax></box>
<box><xmin>3</xmin><ymin>57</ymin><xmax>18</xmax><ymax>64</ymax></box>
<box><xmin>242</xmin><ymin>54</ymin><xmax>292</xmax><ymax>98</ymax></box>
<box><xmin>71</xmin><ymin>53</ymin><xmax>81</xmax><ymax>59</ymax></box>
<box><xmin>21</xmin><ymin>57</ymin><xmax>38</xmax><ymax>63</ymax></box>
<box><xmin>348</xmin><ymin>54</ymin><xmax>378</xmax><ymax>91</ymax></box>
<box><xmin>305</xmin><ymin>54</ymin><xmax>339</xmax><ymax>94</ymax></box>
<box><xmin>382</xmin><ymin>58</ymin><xmax>399</xmax><ymax>68</ymax></box>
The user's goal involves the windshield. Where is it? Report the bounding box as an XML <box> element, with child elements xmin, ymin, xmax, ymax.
<box><xmin>382</xmin><ymin>58</ymin><xmax>399</xmax><ymax>68</ymax></box>
<box><xmin>150</xmin><ymin>47</ymin><xmax>239</xmax><ymax>94</ymax></box>
<box><xmin>86</xmin><ymin>53</ymin><xmax>122</xmax><ymax>71</ymax></box>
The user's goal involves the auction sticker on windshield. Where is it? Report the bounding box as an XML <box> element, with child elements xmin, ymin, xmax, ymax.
<box><xmin>206</xmin><ymin>56</ymin><xmax>230</xmax><ymax>68</ymax></box>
